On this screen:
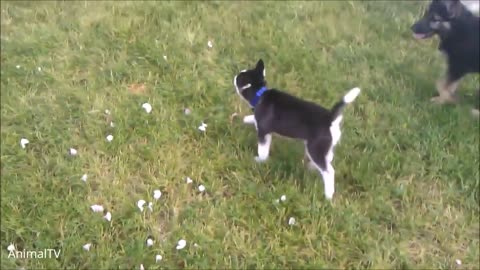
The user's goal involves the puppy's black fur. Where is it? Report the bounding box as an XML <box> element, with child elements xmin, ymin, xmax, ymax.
<box><xmin>233</xmin><ymin>59</ymin><xmax>360</xmax><ymax>200</ymax></box>
<box><xmin>411</xmin><ymin>0</ymin><xmax>479</xmax><ymax>116</ymax></box>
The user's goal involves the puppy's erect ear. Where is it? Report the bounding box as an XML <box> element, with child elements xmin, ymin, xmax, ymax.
<box><xmin>255</xmin><ymin>59</ymin><xmax>265</xmax><ymax>77</ymax></box>
<box><xmin>444</xmin><ymin>0</ymin><xmax>463</xmax><ymax>18</ymax></box>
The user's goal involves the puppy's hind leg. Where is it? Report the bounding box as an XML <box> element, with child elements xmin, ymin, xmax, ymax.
<box><xmin>255</xmin><ymin>128</ymin><xmax>272</xmax><ymax>163</ymax></box>
<box><xmin>305</xmin><ymin>141</ymin><xmax>335</xmax><ymax>200</ymax></box>
<box><xmin>304</xmin><ymin>150</ymin><xmax>317</xmax><ymax>171</ymax></box>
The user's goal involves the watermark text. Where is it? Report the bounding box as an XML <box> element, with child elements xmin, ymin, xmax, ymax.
<box><xmin>8</xmin><ymin>249</ymin><xmax>61</xmax><ymax>259</ymax></box>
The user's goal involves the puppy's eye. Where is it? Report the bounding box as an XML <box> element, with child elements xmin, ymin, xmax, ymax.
<box><xmin>433</xmin><ymin>14</ymin><xmax>442</xmax><ymax>21</ymax></box>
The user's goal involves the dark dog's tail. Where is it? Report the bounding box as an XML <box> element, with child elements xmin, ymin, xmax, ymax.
<box><xmin>330</xmin><ymin>87</ymin><xmax>361</xmax><ymax>120</ymax></box>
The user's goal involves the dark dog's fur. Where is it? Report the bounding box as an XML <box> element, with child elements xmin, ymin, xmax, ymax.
<box><xmin>411</xmin><ymin>0</ymin><xmax>479</xmax><ymax>117</ymax></box>
<box><xmin>233</xmin><ymin>59</ymin><xmax>360</xmax><ymax>200</ymax></box>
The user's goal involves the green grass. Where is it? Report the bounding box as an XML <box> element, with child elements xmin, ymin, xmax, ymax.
<box><xmin>1</xmin><ymin>1</ymin><xmax>479</xmax><ymax>269</ymax></box>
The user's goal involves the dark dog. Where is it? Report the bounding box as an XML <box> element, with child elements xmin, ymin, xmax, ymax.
<box><xmin>411</xmin><ymin>0</ymin><xmax>479</xmax><ymax>117</ymax></box>
<box><xmin>233</xmin><ymin>59</ymin><xmax>360</xmax><ymax>200</ymax></box>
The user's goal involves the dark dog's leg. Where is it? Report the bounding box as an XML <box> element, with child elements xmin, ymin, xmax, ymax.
<box><xmin>472</xmin><ymin>88</ymin><xmax>480</xmax><ymax>118</ymax></box>
<box><xmin>254</xmin><ymin>128</ymin><xmax>272</xmax><ymax>163</ymax></box>
<box><xmin>432</xmin><ymin>76</ymin><xmax>460</xmax><ymax>104</ymax></box>
<box><xmin>431</xmin><ymin>68</ymin><xmax>464</xmax><ymax>104</ymax></box>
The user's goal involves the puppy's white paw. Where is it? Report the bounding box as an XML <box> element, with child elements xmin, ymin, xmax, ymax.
<box><xmin>430</xmin><ymin>95</ymin><xmax>457</xmax><ymax>104</ymax></box>
<box><xmin>254</xmin><ymin>156</ymin><xmax>267</xmax><ymax>163</ymax></box>
<box><xmin>324</xmin><ymin>186</ymin><xmax>335</xmax><ymax>200</ymax></box>
<box><xmin>243</xmin><ymin>115</ymin><xmax>256</xmax><ymax>124</ymax></box>
<box><xmin>325</xmin><ymin>191</ymin><xmax>334</xmax><ymax>200</ymax></box>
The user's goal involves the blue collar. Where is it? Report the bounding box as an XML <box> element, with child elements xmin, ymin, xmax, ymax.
<box><xmin>249</xmin><ymin>86</ymin><xmax>268</xmax><ymax>107</ymax></box>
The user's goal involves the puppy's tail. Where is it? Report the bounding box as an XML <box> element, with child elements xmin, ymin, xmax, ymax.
<box><xmin>330</xmin><ymin>87</ymin><xmax>361</xmax><ymax>120</ymax></box>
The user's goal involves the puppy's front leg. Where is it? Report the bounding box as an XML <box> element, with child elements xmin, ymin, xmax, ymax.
<box><xmin>431</xmin><ymin>73</ymin><xmax>460</xmax><ymax>104</ymax></box>
<box><xmin>243</xmin><ymin>114</ymin><xmax>256</xmax><ymax>125</ymax></box>
<box><xmin>255</xmin><ymin>132</ymin><xmax>272</xmax><ymax>163</ymax></box>
<box><xmin>304</xmin><ymin>152</ymin><xmax>317</xmax><ymax>170</ymax></box>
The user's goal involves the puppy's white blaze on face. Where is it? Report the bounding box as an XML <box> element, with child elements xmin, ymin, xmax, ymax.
<box><xmin>233</xmin><ymin>75</ymin><xmax>240</xmax><ymax>94</ymax></box>
<box><xmin>233</xmin><ymin>72</ymin><xmax>251</xmax><ymax>104</ymax></box>
<box><xmin>241</xmin><ymin>83</ymin><xmax>251</xmax><ymax>90</ymax></box>
<box><xmin>263</xmin><ymin>68</ymin><xmax>266</xmax><ymax>77</ymax></box>
<box><xmin>441</xmin><ymin>21</ymin><xmax>451</xmax><ymax>30</ymax></box>
<box><xmin>430</xmin><ymin>21</ymin><xmax>441</xmax><ymax>29</ymax></box>
<box><xmin>234</xmin><ymin>70</ymin><xmax>250</xmax><ymax>90</ymax></box>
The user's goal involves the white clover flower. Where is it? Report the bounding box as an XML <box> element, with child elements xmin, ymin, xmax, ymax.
<box><xmin>148</xmin><ymin>202</ymin><xmax>153</xmax><ymax>212</ymax></box>
<box><xmin>91</xmin><ymin>205</ymin><xmax>104</xmax><ymax>212</ymax></box>
<box><xmin>176</xmin><ymin>239</ymin><xmax>186</xmax><ymax>250</ymax></box>
<box><xmin>142</xmin><ymin>103</ymin><xmax>152</xmax><ymax>113</ymax></box>
<box><xmin>146</xmin><ymin>238</ymin><xmax>154</xmax><ymax>247</ymax></box>
<box><xmin>153</xmin><ymin>190</ymin><xmax>162</xmax><ymax>200</ymax></box>
<box><xmin>104</xmin><ymin>212</ymin><xmax>112</xmax><ymax>222</ymax></box>
<box><xmin>83</xmin><ymin>243</ymin><xmax>92</xmax><ymax>251</ymax></box>
<box><xmin>20</xmin><ymin>138</ymin><xmax>29</xmax><ymax>149</ymax></box>
<box><xmin>198</xmin><ymin>122</ymin><xmax>207</xmax><ymax>132</ymax></box>
<box><xmin>69</xmin><ymin>148</ymin><xmax>78</xmax><ymax>156</ymax></box>
<box><xmin>137</xmin><ymin>200</ymin><xmax>146</xmax><ymax>212</ymax></box>
<box><xmin>288</xmin><ymin>217</ymin><xmax>296</xmax><ymax>225</ymax></box>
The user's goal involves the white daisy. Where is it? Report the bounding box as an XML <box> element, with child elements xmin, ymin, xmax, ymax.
<box><xmin>153</xmin><ymin>190</ymin><xmax>162</xmax><ymax>200</ymax></box>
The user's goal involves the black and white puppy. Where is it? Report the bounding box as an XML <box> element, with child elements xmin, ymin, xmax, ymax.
<box><xmin>233</xmin><ymin>59</ymin><xmax>360</xmax><ymax>200</ymax></box>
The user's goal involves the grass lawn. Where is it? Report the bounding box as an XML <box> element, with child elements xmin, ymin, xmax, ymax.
<box><xmin>1</xmin><ymin>1</ymin><xmax>479</xmax><ymax>269</ymax></box>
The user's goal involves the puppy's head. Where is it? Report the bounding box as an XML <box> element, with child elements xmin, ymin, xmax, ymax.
<box><xmin>233</xmin><ymin>59</ymin><xmax>266</xmax><ymax>105</ymax></box>
<box><xmin>410</xmin><ymin>0</ymin><xmax>467</xmax><ymax>40</ymax></box>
